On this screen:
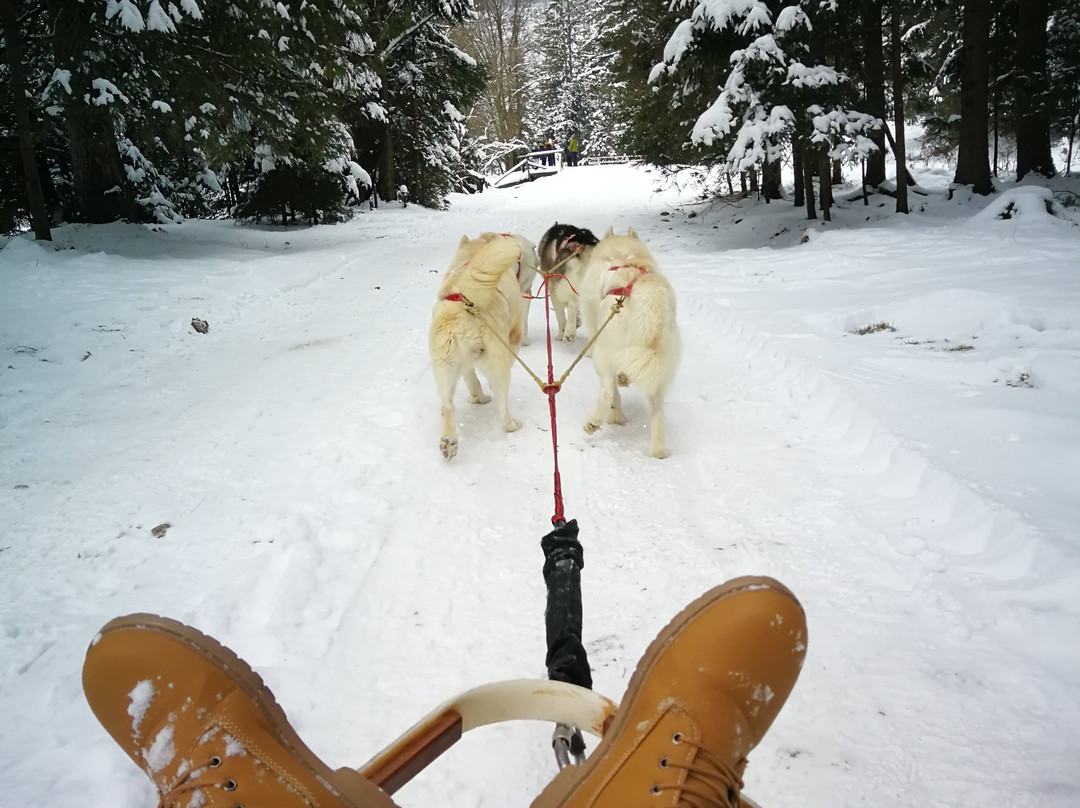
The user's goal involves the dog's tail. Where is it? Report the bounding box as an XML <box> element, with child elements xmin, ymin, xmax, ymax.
<box><xmin>613</xmin><ymin>281</ymin><xmax>679</xmax><ymax>389</ymax></box>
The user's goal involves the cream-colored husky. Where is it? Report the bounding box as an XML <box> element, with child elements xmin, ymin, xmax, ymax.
<box><xmin>579</xmin><ymin>227</ymin><xmax>680</xmax><ymax>458</ymax></box>
<box><xmin>429</xmin><ymin>234</ymin><xmax>524</xmax><ymax>460</ymax></box>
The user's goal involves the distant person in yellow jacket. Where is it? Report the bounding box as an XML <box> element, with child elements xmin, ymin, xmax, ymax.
<box><xmin>567</xmin><ymin>134</ymin><xmax>580</xmax><ymax>167</ymax></box>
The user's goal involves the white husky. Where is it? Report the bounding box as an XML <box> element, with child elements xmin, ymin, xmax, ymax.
<box><xmin>579</xmin><ymin>227</ymin><xmax>680</xmax><ymax>458</ymax></box>
<box><xmin>429</xmin><ymin>234</ymin><xmax>524</xmax><ymax>460</ymax></box>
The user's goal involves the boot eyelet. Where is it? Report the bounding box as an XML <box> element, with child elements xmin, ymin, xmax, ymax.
<box><xmin>209</xmin><ymin>756</ymin><xmax>223</xmax><ymax>768</ymax></box>
<box><xmin>671</xmin><ymin>732</ymin><xmax>684</xmax><ymax>745</ymax></box>
<box><xmin>659</xmin><ymin>757</ymin><xmax>669</xmax><ymax>769</ymax></box>
<box><xmin>223</xmin><ymin>779</ymin><xmax>238</xmax><ymax>791</ymax></box>
<box><xmin>650</xmin><ymin>784</ymin><xmax>662</xmax><ymax>795</ymax></box>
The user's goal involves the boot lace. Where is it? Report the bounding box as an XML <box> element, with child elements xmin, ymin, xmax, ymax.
<box><xmin>652</xmin><ymin>734</ymin><xmax>746</xmax><ymax>808</ymax></box>
<box><xmin>156</xmin><ymin>755</ymin><xmax>244</xmax><ymax>808</ymax></box>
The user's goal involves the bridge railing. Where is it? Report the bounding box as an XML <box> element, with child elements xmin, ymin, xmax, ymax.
<box><xmin>581</xmin><ymin>154</ymin><xmax>641</xmax><ymax>165</ymax></box>
<box><xmin>491</xmin><ymin>149</ymin><xmax>563</xmax><ymax>188</ymax></box>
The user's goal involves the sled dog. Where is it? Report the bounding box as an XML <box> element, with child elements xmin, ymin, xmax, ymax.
<box><xmin>579</xmin><ymin>227</ymin><xmax>680</xmax><ymax>458</ymax></box>
<box><xmin>537</xmin><ymin>223</ymin><xmax>599</xmax><ymax>343</ymax></box>
<box><xmin>479</xmin><ymin>232</ymin><xmax>538</xmax><ymax>345</ymax></box>
<box><xmin>429</xmin><ymin>234</ymin><xmax>524</xmax><ymax>460</ymax></box>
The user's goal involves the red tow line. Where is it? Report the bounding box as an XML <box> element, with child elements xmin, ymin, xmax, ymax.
<box><xmin>540</xmin><ymin>276</ymin><xmax>565</xmax><ymax>527</ymax></box>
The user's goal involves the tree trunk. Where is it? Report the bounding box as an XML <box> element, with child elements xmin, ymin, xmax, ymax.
<box><xmin>1014</xmin><ymin>0</ymin><xmax>1056</xmax><ymax>179</ymax></box>
<box><xmin>748</xmin><ymin>166</ymin><xmax>759</xmax><ymax>194</ymax></box>
<box><xmin>763</xmin><ymin>155</ymin><xmax>783</xmax><ymax>200</ymax></box>
<box><xmin>793</xmin><ymin>143</ymin><xmax>804</xmax><ymax>206</ymax></box>
<box><xmin>1068</xmin><ymin>94</ymin><xmax>1078</xmax><ymax>175</ymax></box>
<box><xmin>2</xmin><ymin>0</ymin><xmax>51</xmax><ymax>239</ymax></box>
<box><xmin>953</xmin><ymin>0</ymin><xmax>993</xmax><ymax>194</ymax></box>
<box><xmin>992</xmin><ymin>72</ymin><xmax>999</xmax><ymax>176</ymax></box>
<box><xmin>891</xmin><ymin>0</ymin><xmax>910</xmax><ymax>211</ymax></box>
<box><xmin>48</xmin><ymin>0</ymin><xmax>136</xmax><ymax>222</ymax></box>
<box><xmin>65</xmin><ymin>103</ymin><xmax>137</xmax><ymax>222</ymax></box>
<box><xmin>862</xmin><ymin>0</ymin><xmax>887</xmax><ymax>186</ymax></box>
<box><xmin>802</xmin><ymin>146</ymin><xmax>817</xmax><ymax>220</ymax></box>
<box><xmin>819</xmin><ymin>156</ymin><xmax>832</xmax><ymax>221</ymax></box>
<box><xmin>831</xmin><ymin>159</ymin><xmax>842</xmax><ymax>185</ymax></box>
<box><xmin>377</xmin><ymin>123</ymin><xmax>395</xmax><ymax>202</ymax></box>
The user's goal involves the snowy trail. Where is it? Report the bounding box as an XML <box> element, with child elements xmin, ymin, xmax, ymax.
<box><xmin>2</xmin><ymin>165</ymin><xmax>1078</xmax><ymax>807</ymax></box>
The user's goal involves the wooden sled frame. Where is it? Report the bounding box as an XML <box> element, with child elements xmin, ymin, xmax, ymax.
<box><xmin>355</xmin><ymin>678</ymin><xmax>763</xmax><ymax>807</ymax></box>
<box><xmin>357</xmin><ymin>679</ymin><xmax>615</xmax><ymax>794</ymax></box>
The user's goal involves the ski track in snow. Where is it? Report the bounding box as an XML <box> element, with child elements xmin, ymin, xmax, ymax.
<box><xmin>1</xmin><ymin>165</ymin><xmax>1078</xmax><ymax>807</ymax></box>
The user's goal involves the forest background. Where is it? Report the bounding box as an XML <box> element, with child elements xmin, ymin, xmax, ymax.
<box><xmin>2</xmin><ymin>0</ymin><xmax>1079</xmax><ymax>236</ymax></box>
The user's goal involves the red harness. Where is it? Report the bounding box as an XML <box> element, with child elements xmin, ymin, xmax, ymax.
<box><xmin>605</xmin><ymin>265</ymin><xmax>648</xmax><ymax>297</ymax></box>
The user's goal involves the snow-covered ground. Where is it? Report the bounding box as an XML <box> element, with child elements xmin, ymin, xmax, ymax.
<box><xmin>2</xmin><ymin>163</ymin><xmax>1079</xmax><ymax>807</ymax></box>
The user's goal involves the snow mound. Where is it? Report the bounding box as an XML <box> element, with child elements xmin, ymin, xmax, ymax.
<box><xmin>970</xmin><ymin>186</ymin><xmax>1057</xmax><ymax>224</ymax></box>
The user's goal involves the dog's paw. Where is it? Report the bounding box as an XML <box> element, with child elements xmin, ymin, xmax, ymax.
<box><xmin>562</xmin><ymin>332</ymin><xmax>576</xmax><ymax>344</ymax></box>
<box><xmin>651</xmin><ymin>446</ymin><xmax>671</xmax><ymax>459</ymax></box>
<box><xmin>471</xmin><ymin>393</ymin><xmax>491</xmax><ymax>405</ymax></box>
<box><xmin>504</xmin><ymin>418</ymin><xmax>522</xmax><ymax>433</ymax></box>
<box><xmin>440</xmin><ymin>437</ymin><xmax>458</xmax><ymax>460</ymax></box>
<box><xmin>606</xmin><ymin>409</ymin><xmax>626</xmax><ymax>425</ymax></box>
<box><xmin>616</xmin><ymin>372</ymin><xmax>630</xmax><ymax>388</ymax></box>
<box><xmin>584</xmin><ymin>419</ymin><xmax>601</xmax><ymax>435</ymax></box>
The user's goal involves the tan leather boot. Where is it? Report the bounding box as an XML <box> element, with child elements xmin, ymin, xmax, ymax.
<box><xmin>532</xmin><ymin>576</ymin><xmax>807</xmax><ymax>808</ymax></box>
<box><xmin>83</xmin><ymin>614</ymin><xmax>397</xmax><ymax>808</ymax></box>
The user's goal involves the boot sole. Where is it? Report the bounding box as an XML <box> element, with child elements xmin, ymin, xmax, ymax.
<box><xmin>95</xmin><ymin>613</ymin><xmax>392</xmax><ymax>808</ymax></box>
<box><xmin>532</xmin><ymin>575</ymin><xmax>802</xmax><ymax>808</ymax></box>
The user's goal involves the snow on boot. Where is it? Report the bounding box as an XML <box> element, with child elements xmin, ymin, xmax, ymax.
<box><xmin>531</xmin><ymin>576</ymin><xmax>807</xmax><ymax>808</ymax></box>
<box><xmin>82</xmin><ymin>613</ymin><xmax>397</xmax><ymax>808</ymax></box>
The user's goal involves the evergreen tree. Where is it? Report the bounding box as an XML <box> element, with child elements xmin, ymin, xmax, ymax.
<box><xmin>606</xmin><ymin>0</ymin><xmax>735</xmax><ymax>168</ymax></box>
<box><xmin>1046</xmin><ymin>0</ymin><xmax>1080</xmax><ymax>174</ymax></box>
<box><xmin>953</xmin><ymin>0</ymin><xmax>994</xmax><ymax>193</ymax></box>
<box><xmin>381</xmin><ymin>22</ymin><xmax>487</xmax><ymax>206</ymax></box>
<box><xmin>344</xmin><ymin>0</ymin><xmax>481</xmax><ymax>206</ymax></box>
<box><xmin>647</xmin><ymin>0</ymin><xmax>879</xmax><ymax>207</ymax></box>
<box><xmin>526</xmin><ymin>0</ymin><xmax>622</xmax><ymax>159</ymax></box>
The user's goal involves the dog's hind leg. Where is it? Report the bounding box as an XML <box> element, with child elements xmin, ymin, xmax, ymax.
<box><xmin>433</xmin><ymin>365</ymin><xmax>462</xmax><ymax>460</ymax></box>
<box><xmin>463</xmin><ymin>368</ymin><xmax>491</xmax><ymax>404</ymax></box>
<box><xmin>584</xmin><ymin>373</ymin><xmax>620</xmax><ymax>435</ymax></box>
<box><xmin>646</xmin><ymin>389</ymin><xmax>670</xmax><ymax>459</ymax></box>
<box><xmin>520</xmin><ymin>296</ymin><xmax>532</xmax><ymax>346</ymax></box>
<box><xmin>483</xmin><ymin>355</ymin><xmax>522</xmax><ymax>433</ymax></box>
<box><xmin>552</xmin><ymin>294</ymin><xmax>569</xmax><ymax>341</ymax></box>
<box><xmin>562</xmin><ymin>297</ymin><xmax>579</xmax><ymax>343</ymax></box>
<box><xmin>605</xmin><ymin>384</ymin><xmax>626</xmax><ymax>425</ymax></box>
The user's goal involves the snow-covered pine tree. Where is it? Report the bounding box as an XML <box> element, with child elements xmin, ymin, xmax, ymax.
<box><xmin>1047</xmin><ymin>0</ymin><xmax>1080</xmax><ymax>174</ymax></box>
<box><xmin>342</xmin><ymin>0</ymin><xmax>483</xmax><ymax>207</ymax></box>
<box><xmin>605</xmin><ymin>0</ymin><xmax>737</xmax><ymax>170</ymax></box>
<box><xmin>19</xmin><ymin>0</ymin><xmax>381</xmax><ymax>224</ymax></box>
<box><xmin>649</xmin><ymin>0</ymin><xmax>879</xmax><ymax>206</ymax></box>
<box><xmin>525</xmin><ymin>0</ymin><xmax>622</xmax><ymax>160</ymax></box>
<box><xmin>380</xmin><ymin>22</ymin><xmax>487</xmax><ymax>207</ymax></box>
